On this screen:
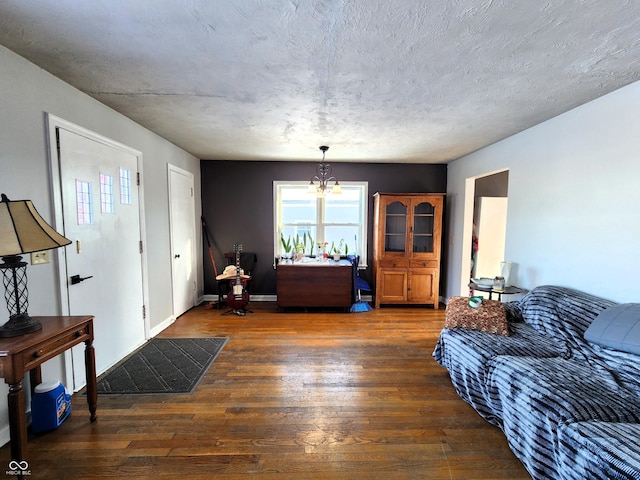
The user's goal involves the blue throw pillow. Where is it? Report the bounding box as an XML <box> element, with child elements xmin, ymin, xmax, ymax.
<box><xmin>584</xmin><ymin>303</ymin><xmax>640</xmax><ymax>355</ymax></box>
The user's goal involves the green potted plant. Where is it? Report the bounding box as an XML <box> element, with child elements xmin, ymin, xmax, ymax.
<box><xmin>331</xmin><ymin>239</ymin><xmax>348</xmax><ymax>261</ymax></box>
<box><xmin>294</xmin><ymin>233</ymin><xmax>306</xmax><ymax>261</ymax></box>
<box><xmin>306</xmin><ymin>233</ymin><xmax>315</xmax><ymax>257</ymax></box>
<box><xmin>280</xmin><ymin>232</ymin><xmax>292</xmax><ymax>259</ymax></box>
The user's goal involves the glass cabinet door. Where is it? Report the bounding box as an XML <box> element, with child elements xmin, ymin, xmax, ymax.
<box><xmin>412</xmin><ymin>201</ymin><xmax>435</xmax><ymax>253</ymax></box>
<box><xmin>384</xmin><ymin>201</ymin><xmax>407</xmax><ymax>253</ymax></box>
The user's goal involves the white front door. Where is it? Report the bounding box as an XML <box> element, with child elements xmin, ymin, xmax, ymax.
<box><xmin>168</xmin><ymin>165</ymin><xmax>197</xmax><ymax>317</ymax></box>
<box><xmin>56</xmin><ymin>126</ymin><xmax>146</xmax><ymax>389</ymax></box>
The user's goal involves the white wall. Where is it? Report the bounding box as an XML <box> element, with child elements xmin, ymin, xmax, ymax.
<box><xmin>446</xmin><ymin>80</ymin><xmax>640</xmax><ymax>304</ymax></box>
<box><xmin>0</xmin><ymin>45</ymin><xmax>202</xmax><ymax>443</ymax></box>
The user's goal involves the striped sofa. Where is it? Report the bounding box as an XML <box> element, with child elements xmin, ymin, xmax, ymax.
<box><xmin>433</xmin><ymin>285</ymin><xmax>640</xmax><ymax>480</ymax></box>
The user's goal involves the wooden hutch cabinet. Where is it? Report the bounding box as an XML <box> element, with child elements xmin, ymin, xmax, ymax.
<box><xmin>372</xmin><ymin>193</ymin><xmax>444</xmax><ymax>308</ymax></box>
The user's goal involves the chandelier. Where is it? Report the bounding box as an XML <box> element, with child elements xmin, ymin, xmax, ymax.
<box><xmin>308</xmin><ymin>146</ymin><xmax>341</xmax><ymax>196</ymax></box>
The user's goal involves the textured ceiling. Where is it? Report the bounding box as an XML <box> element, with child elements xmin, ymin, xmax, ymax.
<box><xmin>1</xmin><ymin>1</ymin><xmax>640</xmax><ymax>163</ymax></box>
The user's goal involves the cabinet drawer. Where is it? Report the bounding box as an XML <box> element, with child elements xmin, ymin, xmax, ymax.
<box><xmin>410</xmin><ymin>259</ymin><xmax>438</xmax><ymax>268</ymax></box>
<box><xmin>378</xmin><ymin>258</ymin><xmax>409</xmax><ymax>269</ymax></box>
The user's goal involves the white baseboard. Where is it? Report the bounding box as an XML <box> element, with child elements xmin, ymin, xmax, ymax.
<box><xmin>202</xmin><ymin>294</ymin><xmax>277</xmax><ymax>303</ymax></box>
<box><xmin>201</xmin><ymin>294</ymin><xmax>374</xmax><ymax>303</ymax></box>
<box><xmin>150</xmin><ymin>315</ymin><xmax>176</xmax><ymax>338</ymax></box>
<box><xmin>0</xmin><ymin>422</ymin><xmax>9</xmax><ymax>449</ymax></box>
<box><xmin>249</xmin><ymin>294</ymin><xmax>277</xmax><ymax>302</ymax></box>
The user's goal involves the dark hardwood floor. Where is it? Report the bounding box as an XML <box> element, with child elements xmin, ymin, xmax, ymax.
<box><xmin>0</xmin><ymin>301</ymin><xmax>530</xmax><ymax>479</ymax></box>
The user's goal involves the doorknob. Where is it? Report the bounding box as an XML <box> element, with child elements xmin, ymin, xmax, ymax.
<box><xmin>174</xmin><ymin>254</ymin><xmax>180</xmax><ymax>258</ymax></box>
<box><xmin>71</xmin><ymin>274</ymin><xmax>93</xmax><ymax>285</ymax></box>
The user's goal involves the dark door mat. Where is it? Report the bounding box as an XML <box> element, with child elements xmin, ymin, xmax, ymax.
<box><xmin>94</xmin><ymin>337</ymin><xmax>227</xmax><ymax>394</ymax></box>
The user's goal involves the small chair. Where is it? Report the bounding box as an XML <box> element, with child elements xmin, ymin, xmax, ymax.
<box><xmin>348</xmin><ymin>255</ymin><xmax>372</xmax><ymax>312</ymax></box>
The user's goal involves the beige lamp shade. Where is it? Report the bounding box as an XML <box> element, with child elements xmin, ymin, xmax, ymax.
<box><xmin>0</xmin><ymin>194</ymin><xmax>71</xmax><ymax>256</ymax></box>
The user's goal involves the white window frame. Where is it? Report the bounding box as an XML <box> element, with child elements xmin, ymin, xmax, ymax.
<box><xmin>273</xmin><ymin>181</ymin><xmax>368</xmax><ymax>267</ymax></box>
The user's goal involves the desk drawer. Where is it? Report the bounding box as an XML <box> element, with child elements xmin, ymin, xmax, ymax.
<box><xmin>24</xmin><ymin>325</ymin><xmax>91</xmax><ymax>371</ymax></box>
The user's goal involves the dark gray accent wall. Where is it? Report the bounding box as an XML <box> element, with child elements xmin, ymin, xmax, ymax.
<box><xmin>201</xmin><ymin>160</ymin><xmax>447</xmax><ymax>295</ymax></box>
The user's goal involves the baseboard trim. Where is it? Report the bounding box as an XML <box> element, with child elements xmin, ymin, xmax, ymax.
<box><xmin>201</xmin><ymin>294</ymin><xmax>374</xmax><ymax>303</ymax></box>
<box><xmin>0</xmin><ymin>422</ymin><xmax>10</xmax><ymax>449</ymax></box>
<box><xmin>202</xmin><ymin>294</ymin><xmax>277</xmax><ymax>303</ymax></box>
<box><xmin>150</xmin><ymin>315</ymin><xmax>175</xmax><ymax>337</ymax></box>
<box><xmin>203</xmin><ymin>294</ymin><xmax>444</xmax><ymax>307</ymax></box>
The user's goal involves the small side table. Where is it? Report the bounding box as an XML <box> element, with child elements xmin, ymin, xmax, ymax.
<box><xmin>469</xmin><ymin>282</ymin><xmax>524</xmax><ymax>301</ymax></box>
<box><xmin>0</xmin><ymin>315</ymin><xmax>97</xmax><ymax>462</ymax></box>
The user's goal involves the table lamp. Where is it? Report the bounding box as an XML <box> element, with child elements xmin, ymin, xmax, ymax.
<box><xmin>0</xmin><ymin>194</ymin><xmax>71</xmax><ymax>337</ymax></box>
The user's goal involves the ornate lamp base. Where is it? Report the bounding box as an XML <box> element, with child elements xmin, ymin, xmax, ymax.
<box><xmin>0</xmin><ymin>313</ymin><xmax>42</xmax><ymax>337</ymax></box>
<box><xmin>1</xmin><ymin>255</ymin><xmax>40</xmax><ymax>337</ymax></box>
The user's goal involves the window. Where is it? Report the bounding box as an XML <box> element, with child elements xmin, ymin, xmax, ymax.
<box><xmin>119</xmin><ymin>167</ymin><xmax>132</xmax><ymax>205</ymax></box>
<box><xmin>100</xmin><ymin>173</ymin><xmax>114</xmax><ymax>213</ymax></box>
<box><xmin>75</xmin><ymin>179</ymin><xmax>93</xmax><ymax>225</ymax></box>
<box><xmin>274</xmin><ymin>181</ymin><xmax>368</xmax><ymax>265</ymax></box>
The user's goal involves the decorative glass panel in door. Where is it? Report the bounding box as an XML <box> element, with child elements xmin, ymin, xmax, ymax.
<box><xmin>413</xmin><ymin>201</ymin><xmax>435</xmax><ymax>253</ymax></box>
<box><xmin>384</xmin><ymin>201</ymin><xmax>407</xmax><ymax>253</ymax></box>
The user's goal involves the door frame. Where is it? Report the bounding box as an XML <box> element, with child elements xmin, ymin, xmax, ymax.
<box><xmin>459</xmin><ymin>168</ymin><xmax>509</xmax><ymax>295</ymax></box>
<box><xmin>45</xmin><ymin>114</ymin><xmax>150</xmax><ymax>387</ymax></box>
<box><xmin>167</xmin><ymin>163</ymin><xmax>197</xmax><ymax>318</ymax></box>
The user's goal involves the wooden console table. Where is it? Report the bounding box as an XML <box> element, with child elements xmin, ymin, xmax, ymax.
<box><xmin>276</xmin><ymin>259</ymin><xmax>353</xmax><ymax>310</ymax></box>
<box><xmin>0</xmin><ymin>315</ymin><xmax>97</xmax><ymax>462</ymax></box>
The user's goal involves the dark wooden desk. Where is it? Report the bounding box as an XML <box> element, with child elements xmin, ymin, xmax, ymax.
<box><xmin>0</xmin><ymin>315</ymin><xmax>97</xmax><ymax>461</ymax></box>
<box><xmin>276</xmin><ymin>259</ymin><xmax>353</xmax><ymax>310</ymax></box>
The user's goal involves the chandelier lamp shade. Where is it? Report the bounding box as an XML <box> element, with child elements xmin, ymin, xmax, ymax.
<box><xmin>308</xmin><ymin>146</ymin><xmax>342</xmax><ymax>197</ymax></box>
<box><xmin>0</xmin><ymin>194</ymin><xmax>71</xmax><ymax>337</ymax></box>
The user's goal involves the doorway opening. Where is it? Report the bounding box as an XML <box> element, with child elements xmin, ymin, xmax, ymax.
<box><xmin>460</xmin><ymin>169</ymin><xmax>509</xmax><ymax>295</ymax></box>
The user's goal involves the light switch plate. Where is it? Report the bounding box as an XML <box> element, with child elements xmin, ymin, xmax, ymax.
<box><xmin>31</xmin><ymin>250</ymin><xmax>50</xmax><ymax>265</ymax></box>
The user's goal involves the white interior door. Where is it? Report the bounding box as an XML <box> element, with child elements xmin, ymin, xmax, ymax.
<box><xmin>168</xmin><ymin>165</ymin><xmax>197</xmax><ymax>317</ymax></box>
<box><xmin>57</xmin><ymin>127</ymin><xmax>146</xmax><ymax>389</ymax></box>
